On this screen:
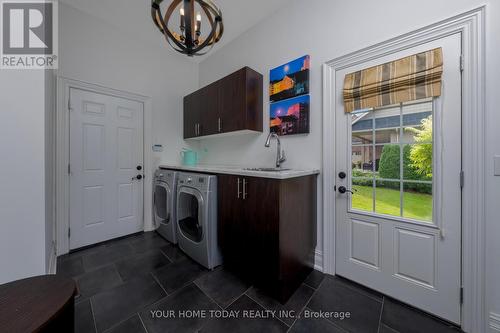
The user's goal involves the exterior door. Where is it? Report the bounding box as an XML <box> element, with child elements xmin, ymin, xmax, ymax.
<box><xmin>69</xmin><ymin>88</ymin><xmax>144</xmax><ymax>249</ymax></box>
<box><xmin>334</xmin><ymin>34</ymin><xmax>462</xmax><ymax>323</ymax></box>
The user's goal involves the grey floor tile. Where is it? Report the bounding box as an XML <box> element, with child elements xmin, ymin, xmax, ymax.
<box><xmin>153</xmin><ymin>258</ymin><xmax>207</xmax><ymax>294</ymax></box>
<box><xmin>195</xmin><ymin>267</ymin><xmax>251</xmax><ymax>308</ymax></box>
<box><xmin>76</xmin><ymin>265</ymin><xmax>123</xmax><ymax>300</ymax></box>
<box><xmin>246</xmin><ymin>284</ymin><xmax>315</xmax><ymax>326</ymax></box>
<box><xmin>381</xmin><ymin>298</ymin><xmax>462</xmax><ymax>333</ymax></box>
<box><xmin>140</xmin><ymin>283</ymin><xmax>219</xmax><ymax>333</ymax></box>
<box><xmin>379</xmin><ymin>323</ymin><xmax>400</xmax><ymax>333</ymax></box>
<box><xmin>289</xmin><ymin>312</ymin><xmax>346</xmax><ymax>333</ymax></box>
<box><xmin>104</xmin><ymin>315</ymin><xmax>147</xmax><ymax>333</ymax></box>
<box><xmin>304</xmin><ymin>270</ymin><xmax>326</xmax><ymax>289</ymax></box>
<box><xmin>57</xmin><ymin>256</ymin><xmax>85</xmax><ymax>278</ymax></box>
<box><xmin>129</xmin><ymin>233</ymin><xmax>169</xmax><ymax>254</ymax></box>
<box><xmin>307</xmin><ymin>276</ymin><xmax>382</xmax><ymax>333</ymax></box>
<box><xmin>59</xmin><ymin>245</ymin><xmax>107</xmax><ymax>262</ymax></box>
<box><xmin>332</xmin><ymin>276</ymin><xmax>383</xmax><ymax>302</ymax></box>
<box><xmin>200</xmin><ymin>294</ymin><xmax>288</xmax><ymax>333</ymax></box>
<box><xmin>160</xmin><ymin>244</ymin><xmax>189</xmax><ymax>262</ymax></box>
<box><xmin>115</xmin><ymin>249</ymin><xmax>171</xmax><ymax>281</ymax></box>
<box><xmin>82</xmin><ymin>243</ymin><xmax>135</xmax><ymax>271</ymax></box>
<box><xmin>75</xmin><ymin>299</ymin><xmax>96</xmax><ymax>333</ymax></box>
<box><xmin>91</xmin><ymin>274</ymin><xmax>165</xmax><ymax>332</ymax></box>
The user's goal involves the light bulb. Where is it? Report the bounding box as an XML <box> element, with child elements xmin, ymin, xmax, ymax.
<box><xmin>196</xmin><ymin>13</ymin><xmax>202</xmax><ymax>21</ymax></box>
<box><xmin>180</xmin><ymin>7</ymin><xmax>184</xmax><ymax>16</ymax></box>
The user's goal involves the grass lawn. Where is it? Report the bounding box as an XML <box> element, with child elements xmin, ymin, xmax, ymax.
<box><xmin>352</xmin><ymin>185</ymin><xmax>432</xmax><ymax>221</ymax></box>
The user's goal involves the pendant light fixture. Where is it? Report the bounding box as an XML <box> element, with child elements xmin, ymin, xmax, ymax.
<box><xmin>151</xmin><ymin>0</ymin><xmax>224</xmax><ymax>56</ymax></box>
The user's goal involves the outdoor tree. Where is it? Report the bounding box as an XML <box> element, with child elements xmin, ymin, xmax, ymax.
<box><xmin>406</xmin><ymin>116</ymin><xmax>433</xmax><ymax>178</ymax></box>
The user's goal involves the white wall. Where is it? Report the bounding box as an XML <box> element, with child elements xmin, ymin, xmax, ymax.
<box><xmin>58</xmin><ymin>2</ymin><xmax>199</xmax><ymax>168</ymax></box>
<box><xmin>198</xmin><ymin>0</ymin><xmax>500</xmax><ymax>325</ymax></box>
<box><xmin>0</xmin><ymin>71</ymin><xmax>48</xmax><ymax>284</ymax></box>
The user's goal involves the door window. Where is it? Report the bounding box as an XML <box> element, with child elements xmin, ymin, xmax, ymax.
<box><xmin>178</xmin><ymin>191</ymin><xmax>203</xmax><ymax>242</ymax></box>
<box><xmin>350</xmin><ymin>98</ymin><xmax>433</xmax><ymax>223</ymax></box>
<box><xmin>154</xmin><ymin>185</ymin><xmax>167</xmax><ymax>220</ymax></box>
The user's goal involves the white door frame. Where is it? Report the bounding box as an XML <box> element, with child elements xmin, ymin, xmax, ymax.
<box><xmin>56</xmin><ymin>77</ymin><xmax>154</xmax><ymax>256</ymax></box>
<box><xmin>322</xmin><ymin>6</ymin><xmax>485</xmax><ymax>333</ymax></box>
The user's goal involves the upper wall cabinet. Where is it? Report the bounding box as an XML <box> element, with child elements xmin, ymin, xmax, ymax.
<box><xmin>183</xmin><ymin>67</ymin><xmax>263</xmax><ymax>139</ymax></box>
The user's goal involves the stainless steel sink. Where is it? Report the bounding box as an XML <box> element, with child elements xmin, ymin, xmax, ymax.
<box><xmin>244</xmin><ymin>167</ymin><xmax>291</xmax><ymax>172</ymax></box>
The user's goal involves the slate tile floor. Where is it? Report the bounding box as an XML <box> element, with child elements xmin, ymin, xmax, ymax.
<box><xmin>57</xmin><ymin>232</ymin><xmax>463</xmax><ymax>333</ymax></box>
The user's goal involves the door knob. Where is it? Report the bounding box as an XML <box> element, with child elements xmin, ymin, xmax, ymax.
<box><xmin>338</xmin><ymin>186</ymin><xmax>356</xmax><ymax>194</ymax></box>
<box><xmin>132</xmin><ymin>175</ymin><xmax>143</xmax><ymax>181</ymax></box>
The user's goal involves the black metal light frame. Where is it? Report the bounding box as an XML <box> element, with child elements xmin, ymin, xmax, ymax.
<box><xmin>152</xmin><ymin>0</ymin><xmax>223</xmax><ymax>56</ymax></box>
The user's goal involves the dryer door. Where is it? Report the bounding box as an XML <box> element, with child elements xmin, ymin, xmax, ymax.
<box><xmin>177</xmin><ymin>187</ymin><xmax>204</xmax><ymax>243</ymax></box>
<box><xmin>153</xmin><ymin>182</ymin><xmax>171</xmax><ymax>228</ymax></box>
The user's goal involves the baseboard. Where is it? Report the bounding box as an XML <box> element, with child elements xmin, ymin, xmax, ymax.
<box><xmin>490</xmin><ymin>312</ymin><xmax>500</xmax><ymax>332</ymax></box>
<box><xmin>313</xmin><ymin>250</ymin><xmax>323</xmax><ymax>272</ymax></box>
<box><xmin>48</xmin><ymin>242</ymin><xmax>57</xmax><ymax>275</ymax></box>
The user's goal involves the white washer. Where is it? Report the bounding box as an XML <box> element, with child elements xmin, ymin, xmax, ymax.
<box><xmin>176</xmin><ymin>172</ymin><xmax>222</xmax><ymax>269</ymax></box>
<box><xmin>153</xmin><ymin>168</ymin><xmax>178</xmax><ymax>244</ymax></box>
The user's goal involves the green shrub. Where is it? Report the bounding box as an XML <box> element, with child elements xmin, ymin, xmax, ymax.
<box><xmin>379</xmin><ymin>145</ymin><xmax>401</xmax><ymax>179</ymax></box>
<box><xmin>378</xmin><ymin>144</ymin><xmax>432</xmax><ymax>194</ymax></box>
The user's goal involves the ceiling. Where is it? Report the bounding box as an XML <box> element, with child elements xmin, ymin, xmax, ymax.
<box><xmin>60</xmin><ymin>0</ymin><xmax>291</xmax><ymax>61</ymax></box>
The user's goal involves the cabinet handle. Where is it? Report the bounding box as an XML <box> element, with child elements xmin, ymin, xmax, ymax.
<box><xmin>237</xmin><ymin>178</ymin><xmax>241</xmax><ymax>199</ymax></box>
<box><xmin>218</xmin><ymin>118</ymin><xmax>222</xmax><ymax>132</ymax></box>
<box><xmin>243</xmin><ymin>178</ymin><xmax>247</xmax><ymax>200</ymax></box>
<box><xmin>194</xmin><ymin>123</ymin><xmax>198</xmax><ymax>136</ymax></box>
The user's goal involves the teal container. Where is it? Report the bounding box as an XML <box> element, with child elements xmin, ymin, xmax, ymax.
<box><xmin>181</xmin><ymin>149</ymin><xmax>198</xmax><ymax>166</ymax></box>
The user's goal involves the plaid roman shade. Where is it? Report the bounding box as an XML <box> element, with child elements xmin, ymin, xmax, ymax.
<box><xmin>343</xmin><ymin>48</ymin><xmax>443</xmax><ymax>113</ymax></box>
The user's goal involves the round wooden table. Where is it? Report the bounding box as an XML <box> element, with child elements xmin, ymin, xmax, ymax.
<box><xmin>0</xmin><ymin>275</ymin><xmax>77</xmax><ymax>333</ymax></box>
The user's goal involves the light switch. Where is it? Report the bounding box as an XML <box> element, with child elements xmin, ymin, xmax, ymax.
<box><xmin>495</xmin><ymin>155</ymin><xmax>500</xmax><ymax>176</ymax></box>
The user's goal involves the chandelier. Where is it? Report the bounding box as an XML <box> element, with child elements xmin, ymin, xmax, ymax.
<box><xmin>151</xmin><ymin>0</ymin><xmax>224</xmax><ymax>56</ymax></box>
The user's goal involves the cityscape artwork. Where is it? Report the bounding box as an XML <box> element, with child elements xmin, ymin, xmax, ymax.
<box><xmin>269</xmin><ymin>55</ymin><xmax>310</xmax><ymax>136</ymax></box>
<box><xmin>270</xmin><ymin>95</ymin><xmax>310</xmax><ymax>136</ymax></box>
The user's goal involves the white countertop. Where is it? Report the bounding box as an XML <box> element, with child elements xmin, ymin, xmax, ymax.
<box><xmin>158</xmin><ymin>164</ymin><xmax>320</xmax><ymax>180</ymax></box>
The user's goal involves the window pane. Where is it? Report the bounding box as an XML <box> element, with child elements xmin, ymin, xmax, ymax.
<box><xmin>377</xmin><ymin>144</ymin><xmax>400</xmax><ymax>180</ymax></box>
<box><xmin>352</xmin><ymin>111</ymin><xmax>372</xmax><ymax>132</ymax></box>
<box><xmin>374</xmin><ymin>105</ymin><xmax>400</xmax><ymax>129</ymax></box>
<box><xmin>403</xmin><ymin>144</ymin><xmax>433</xmax><ymax>181</ymax></box>
<box><xmin>352</xmin><ymin>130</ymin><xmax>372</xmax><ymax>145</ymax></box>
<box><xmin>352</xmin><ymin>178</ymin><xmax>373</xmax><ymax>212</ymax></box>
<box><xmin>375</xmin><ymin>128</ymin><xmax>400</xmax><ymax>144</ymax></box>
<box><xmin>403</xmin><ymin>182</ymin><xmax>433</xmax><ymax>222</ymax></box>
<box><xmin>352</xmin><ymin>146</ymin><xmax>373</xmax><ymax>176</ymax></box>
<box><xmin>374</xmin><ymin>180</ymin><xmax>401</xmax><ymax>217</ymax></box>
<box><xmin>402</xmin><ymin>100</ymin><xmax>433</xmax><ymax>144</ymax></box>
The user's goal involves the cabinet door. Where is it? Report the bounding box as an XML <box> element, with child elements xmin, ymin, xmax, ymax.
<box><xmin>219</xmin><ymin>69</ymin><xmax>246</xmax><ymax>133</ymax></box>
<box><xmin>200</xmin><ymin>82</ymin><xmax>220</xmax><ymax>136</ymax></box>
<box><xmin>242</xmin><ymin>177</ymin><xmax>280</xmax><ymax>280</ymax></box>
<box><xmin>217</xmin><ymin>175</ymin><xmax>249</xmax><ymax>271</ymax></box>
<box><xmin>183</xmin><ymin>90</ymin><xmax>201</xmax><ymax>139</ymax></box>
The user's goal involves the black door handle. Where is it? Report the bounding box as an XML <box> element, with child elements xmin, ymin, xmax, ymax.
<box><xmin>338</xmin><ymin>186</ymin><xmax>356</xmax><ymax>194</ymax></box>
<box><xmin>136</xmin><ymin>175</ymin><xmax>143</xmax><ymax>180</ymax></box>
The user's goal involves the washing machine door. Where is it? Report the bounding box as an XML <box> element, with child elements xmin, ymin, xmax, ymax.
<box><xmin>177</xmin><ymin>187</ymin><xmax>204</xmax><ymax>243</ymax></box>
<box><xmin>153</xmin><ymin>182</ymin><xmax>171</xmax><ymax>228</ymax></box>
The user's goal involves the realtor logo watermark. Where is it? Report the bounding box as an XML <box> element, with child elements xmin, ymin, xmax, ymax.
<box><xmin>1</xmin><ymin>0</ymin><xmax>58</xmax><ymax>69</ymax></box>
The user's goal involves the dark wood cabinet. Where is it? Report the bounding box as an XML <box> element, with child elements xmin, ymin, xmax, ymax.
<box><xmin>183</xmin><ymin>67</ymin><xmax>263</xmax><ymax>139</ymax></box>
<box><xmin>218</xmin><ymin>174</ymin><xmax>317</xmax><ymax>303</ymax></box>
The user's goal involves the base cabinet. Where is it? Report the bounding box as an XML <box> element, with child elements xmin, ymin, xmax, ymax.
<box><xmin>218</xmin><ymin>174</ymin><xmax>317</xmax><ymax>303</ymax></box>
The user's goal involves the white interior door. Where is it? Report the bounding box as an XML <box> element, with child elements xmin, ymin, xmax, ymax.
<box><xmin>70</xmin><ymin>88</ymin><xmax>144</xmax><ymax>249</ymax></box>
<box><xmin>334</xmin><ymin>34</ymin><xmax>462</xmax><ymax>323</ymax></box>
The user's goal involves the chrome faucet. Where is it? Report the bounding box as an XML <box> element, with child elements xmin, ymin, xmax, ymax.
<box><xmin>265</xmin><ymin>132</ymin><xmax>286</xmax><ymax>168</ymax></box>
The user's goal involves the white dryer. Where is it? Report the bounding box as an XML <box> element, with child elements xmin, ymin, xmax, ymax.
<box><xmin>176</xmin><ymin>172</ymin><xmax>222</xmax><ymax>269</ymax></box>
<box><xmin>153</xmin><ymin>168</ymin><xmax>178</xmax><ymax>244</ymax></box>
